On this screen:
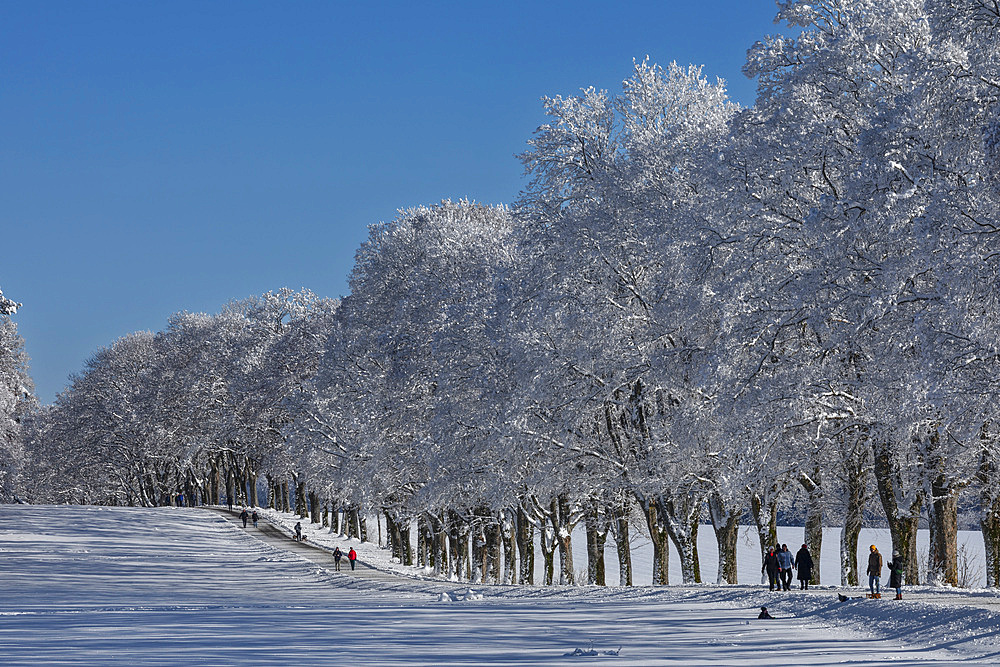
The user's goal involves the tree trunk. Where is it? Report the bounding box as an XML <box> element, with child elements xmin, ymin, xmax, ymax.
<box><xmin>980</xmin><ymin>446</ymin><xmax>1000</xmax><ymax>588</ymax></box>
<box><xmin>839</xmin><ymin>440</ymin><xmax>869</xmax><ymax>586</ymax></box>
<box><xmin>612</xmin><ymin>494</ymin><xmax>633</xmax><ymax>586</ymax></box>
<box><xmin>584</xmin><ymin>498</ymin><xmax>608</xmax><ymax>586</ymax></box>
<box><xmin>708</xmin><ymin>492</ymin><xmax>739</xmax><ymax>584</ymax></box>
<box><xmin>840</xmin><ymin>471</ymin><xmax>865</xmax><ymax>587</ymax></box>
<box><xmin>309</xmin><ymin>490</ymin><xmax>320</xmax><ymax>524</ymax></box>
<box><xmin>501</xmin><ymin>510</ymin><xmax>516</xmax><ymax>584</ymax></box>
<box><xmin>640</xmin><ymin>495</ymin><xmax>670</xmax><ymax>586</ymax></box>
<box><xmin>539</xmin><ymin>516</ymin><xmax>557</xmax><ymax>586</ymax></box>
<box><xmin>661</xmin><ymin>494</ymin><xmax>702</xmax><ymax>584</ymax></box>
<box><xmin>400</xmin><ymin>517</ymin><xmax>413</xmax><ymax>566</ymax></box>
<box><xmin>471</xmin><ymin>512</ymin><xmax>487</xmax><ymax>584</ymax></box>
<box><xmin>799</xmin><ymin>468</ymin><xmax>823</xmax><ymax>585</ymax></box>
<box><xmin>417</xmin><ymin>516</ymin><xmax>428</xmax><ymax>568</ymax></box>
<box><xmin>225</xmin><ymin>466</ymin><xmax>235</xmax><ymax>508</ymax></box>
<box><xmin>927</xmin><ymin>473</ymin><xmax>959</xmax><ymax>586</ymax></box>
<box><xmin>449</xmin><ymin>511</ymin><xmax>471</xmax><ymax>582</ymax></box>
<box><xmin>485</xmin><ymin>514</ymin><xmax>502</xmax><ymax>584</ymax></box>
<box><xmin>516</xmin><ymin>506</ymin><xmax>535</xmax><ymax>585</ymax></box>
<box><xmin>873</xmin><ymin>439</ymin><xmax>923</xmax><ymax>585</ymax></box>
<box><xmin>295</xmin><ymin>481</ymin><xmax>307</xmax><ymax>518</ymax></box>
<box><xmin>750</xmin><ymin>492</ymin><xmax>778</xmax><ymax>583</ymax></box>
<box><xmin>436</xmin><ymin>514</ymin><xmax>450</xmax><ymax>578</ymax></box>
<box><xmin>552</xmin><ymin>495</ymin><xmax>578</xmax><ymax>585</ymax></box>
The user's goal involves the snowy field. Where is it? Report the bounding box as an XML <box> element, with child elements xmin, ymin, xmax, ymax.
<box><xmin>2</xmin><ymin>507</ymin><xmax>1000</xmax><ymax>665</ymax></box>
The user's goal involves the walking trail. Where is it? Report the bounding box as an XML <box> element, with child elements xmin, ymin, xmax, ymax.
<box><xmin>208</xmin><ymin>507</ymin><xmax>454</xmax><ymax>595</ymax></box>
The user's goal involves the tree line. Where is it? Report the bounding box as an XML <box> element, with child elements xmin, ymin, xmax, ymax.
<box><xmin>6</xmin><ymin>0</ymin><xmax>1000</xmax><ymax>588</ymax></box>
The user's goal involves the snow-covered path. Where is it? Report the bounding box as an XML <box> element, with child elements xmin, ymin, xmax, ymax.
<box><xmin>0</xmin><ymin>506</ymin><xmax>994</xmax><ymax>665</ymax></box>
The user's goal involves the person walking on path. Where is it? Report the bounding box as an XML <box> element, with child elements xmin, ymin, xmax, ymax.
<box><xmin>240</xmin><ymin>508</ymin><xmax>249</xmax><ymax>528</ymax></box>
<box><xmin>348</xmin><ymin>547</ymin><xmax>357</xmax><ymax>571</ymax></box>
<box><xmin>762</xmin><ymin>547</ymin><xmax>781</xmax><ymax>591</ymax></box>
<box><xmin>333</xmin><ymin>547</ymin><xmax>343</xmax><ymax>571</ymax></box>
<box><xmin>794</xmin><ymin>543</ymin><xmax>814</xmax><ymax>590</ymax></box>
<box><xmin>294</xmin><ymin>522</ymin><xmax>302</xmax><ymax>542</ymax></box>
<box><xmin>887</xmin><ymin>550</ymin><xmax>904</xmax><ymax>600</ymax></box>
<box><xmin>251</xmin><ymin>510</ymin><xmax>259</xmax><ymax>529</ymax></box>
<box><xmin>778</xmin><ymin>544</ymin><xmax>794</xmax><ymax>591</ymax></box>
<box><xmin>867</xmin><ymin>545</ymin><xmax>883</xmax><ymax>596</ymax></box>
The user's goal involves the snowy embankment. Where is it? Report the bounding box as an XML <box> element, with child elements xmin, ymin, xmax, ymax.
<box><xmin>1</xmin><ymin>506</ymin><xmax>999</xmax><ymax>665</ymax></box>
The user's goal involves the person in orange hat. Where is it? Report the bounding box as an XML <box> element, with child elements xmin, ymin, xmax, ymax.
<box><xmin>867</xmin><ymin>545</ymin><xmax>882</xmax><ymax>595</ymax></box>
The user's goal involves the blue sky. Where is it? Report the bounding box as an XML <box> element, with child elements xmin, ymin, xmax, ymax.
<box><xmin>2</xmin><ymin>1</ymin><xmax>784</xmax><ymax>403</ymax></box>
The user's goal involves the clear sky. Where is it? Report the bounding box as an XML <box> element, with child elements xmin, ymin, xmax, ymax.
<box><xmin>2</xmin><ymin>1</ymin><xmax>784</xmax><ymax>403</ymax></box>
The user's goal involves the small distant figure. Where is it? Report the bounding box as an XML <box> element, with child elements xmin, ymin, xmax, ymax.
<box><xmin>240</xmin><ymin>508</ymin><xmax>249</xmax><ymax>528</ymax></box>
<box><xmin>251</xmin><ymin>510</ymin><xmax>259</xmax><ymax>528</ymax></box>
<box><xmin>348</xmin><ymin>547</ymin><xmax>357</xmax><ymax>571</ymax></box>
<box><xmin>227</xmin><ymin>496</ymin><xmax>234</xmax><ymax>511</ymax></box>
<box><xmin>758</xmin><ymin>606</ymin><xmax>773</xmax><ymax>619</ymax></box>
<box><xmin>333</xmin><ymin>547</ymin><xmax>343</xmax><ymax>571</ymax></box>
<box><xmin>794</xmin><ymin>543</ymin><xmax>814</xmax><ymax>590</ymax></box>
<box><xmin>294</xmin><ymin>522</ymin><xmax>302</xmax><ymax>542</ymax></box>
<box><xmin>867</xmin><ymin>545</ymin><xmax>882</xmax><ymax>596</ymax></box>
<box><xmin>762</xmin><ymin>547</ymin><xmax>781</xmax><ymax>591</ymax></box>
<box><xmin>887</xmin><ymin>550</ymin><xmax>904</xmax><ymax>600</ymax></box>
<box><xmin>778</xmin><ymin>544</ymin><xmax>794</xmax><ymax>591</ymax></box>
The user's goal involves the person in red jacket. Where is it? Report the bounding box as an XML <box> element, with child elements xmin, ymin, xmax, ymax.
<box><xmin>348</xmin><ymin>547</ymin><xmax>357</xmax><ymax>571</ymax></box>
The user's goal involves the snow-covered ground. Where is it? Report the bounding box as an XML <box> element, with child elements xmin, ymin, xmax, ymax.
<box><xmin>2</xmin><ymin>506</ymin><xmax>1000</xmax><ymax>664</ymax></box>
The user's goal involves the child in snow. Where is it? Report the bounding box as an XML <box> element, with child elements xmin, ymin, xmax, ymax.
<box><xmin>758</xmin><ymin>606</ymin><xmax>773</xmax><ymax>619</ymax></box>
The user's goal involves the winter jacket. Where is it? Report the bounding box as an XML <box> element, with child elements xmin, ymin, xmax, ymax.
<box><xmin>333</xmin><ymin>548</ymin><xmax>342</xmax><ymax>560</ymax></box>
<box><xmin>888</xmin><ymin>557</ymin><xmax>904</xmax><ymax>588</ymax></box>
<box><xmin>777</xmin><ymin>549</ymin><xmax>794</xmax><ymax>570</ymax></box>
<box><xmin>348</xmin><ymin>548</ymin><xmax>357</xmax><ymax>561</ymax></box>
<box><xmin>867</xmin><ymin>550</ymin><xmax>883</xmax><ymax>577</ymax></box>
<box><xmin>762</xmin><ymin>551</ymin><xmax>780</xmax><ymax>574</ymax></box>
<box><xmin>794</xmin><ymin>548</ymin><xmax>814</xmax><ymax>581</ymax></box>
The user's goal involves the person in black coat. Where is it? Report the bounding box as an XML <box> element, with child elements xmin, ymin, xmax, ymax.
<box><xmin>794</xmin><ymin>543</ymin><xmax>814</xmax><ymax>590</ymax></box>
<box><xmin>762</xmin><ymin>547</ymin><xmax>781</xmax><ymax>591</ymax></box>
<box><xmin>887</xmin><ymin>551</ymin><xmax>904</xmax><ymax>599</ymax></box>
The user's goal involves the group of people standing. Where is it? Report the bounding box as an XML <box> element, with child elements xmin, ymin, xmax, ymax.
<box><xmin>763</xmin><ymin>542</ymin><xmax>904</xmax><ymax>600</ymax></box>
<box><xmin>867</xmin><ymin>545</ymin><xmax>904</xmax><ymax>600</ymax></box>
<box><xmin>762</xmin><ymin>543</ymin><xmax>814</xmax><ymax>591</ymax></box>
